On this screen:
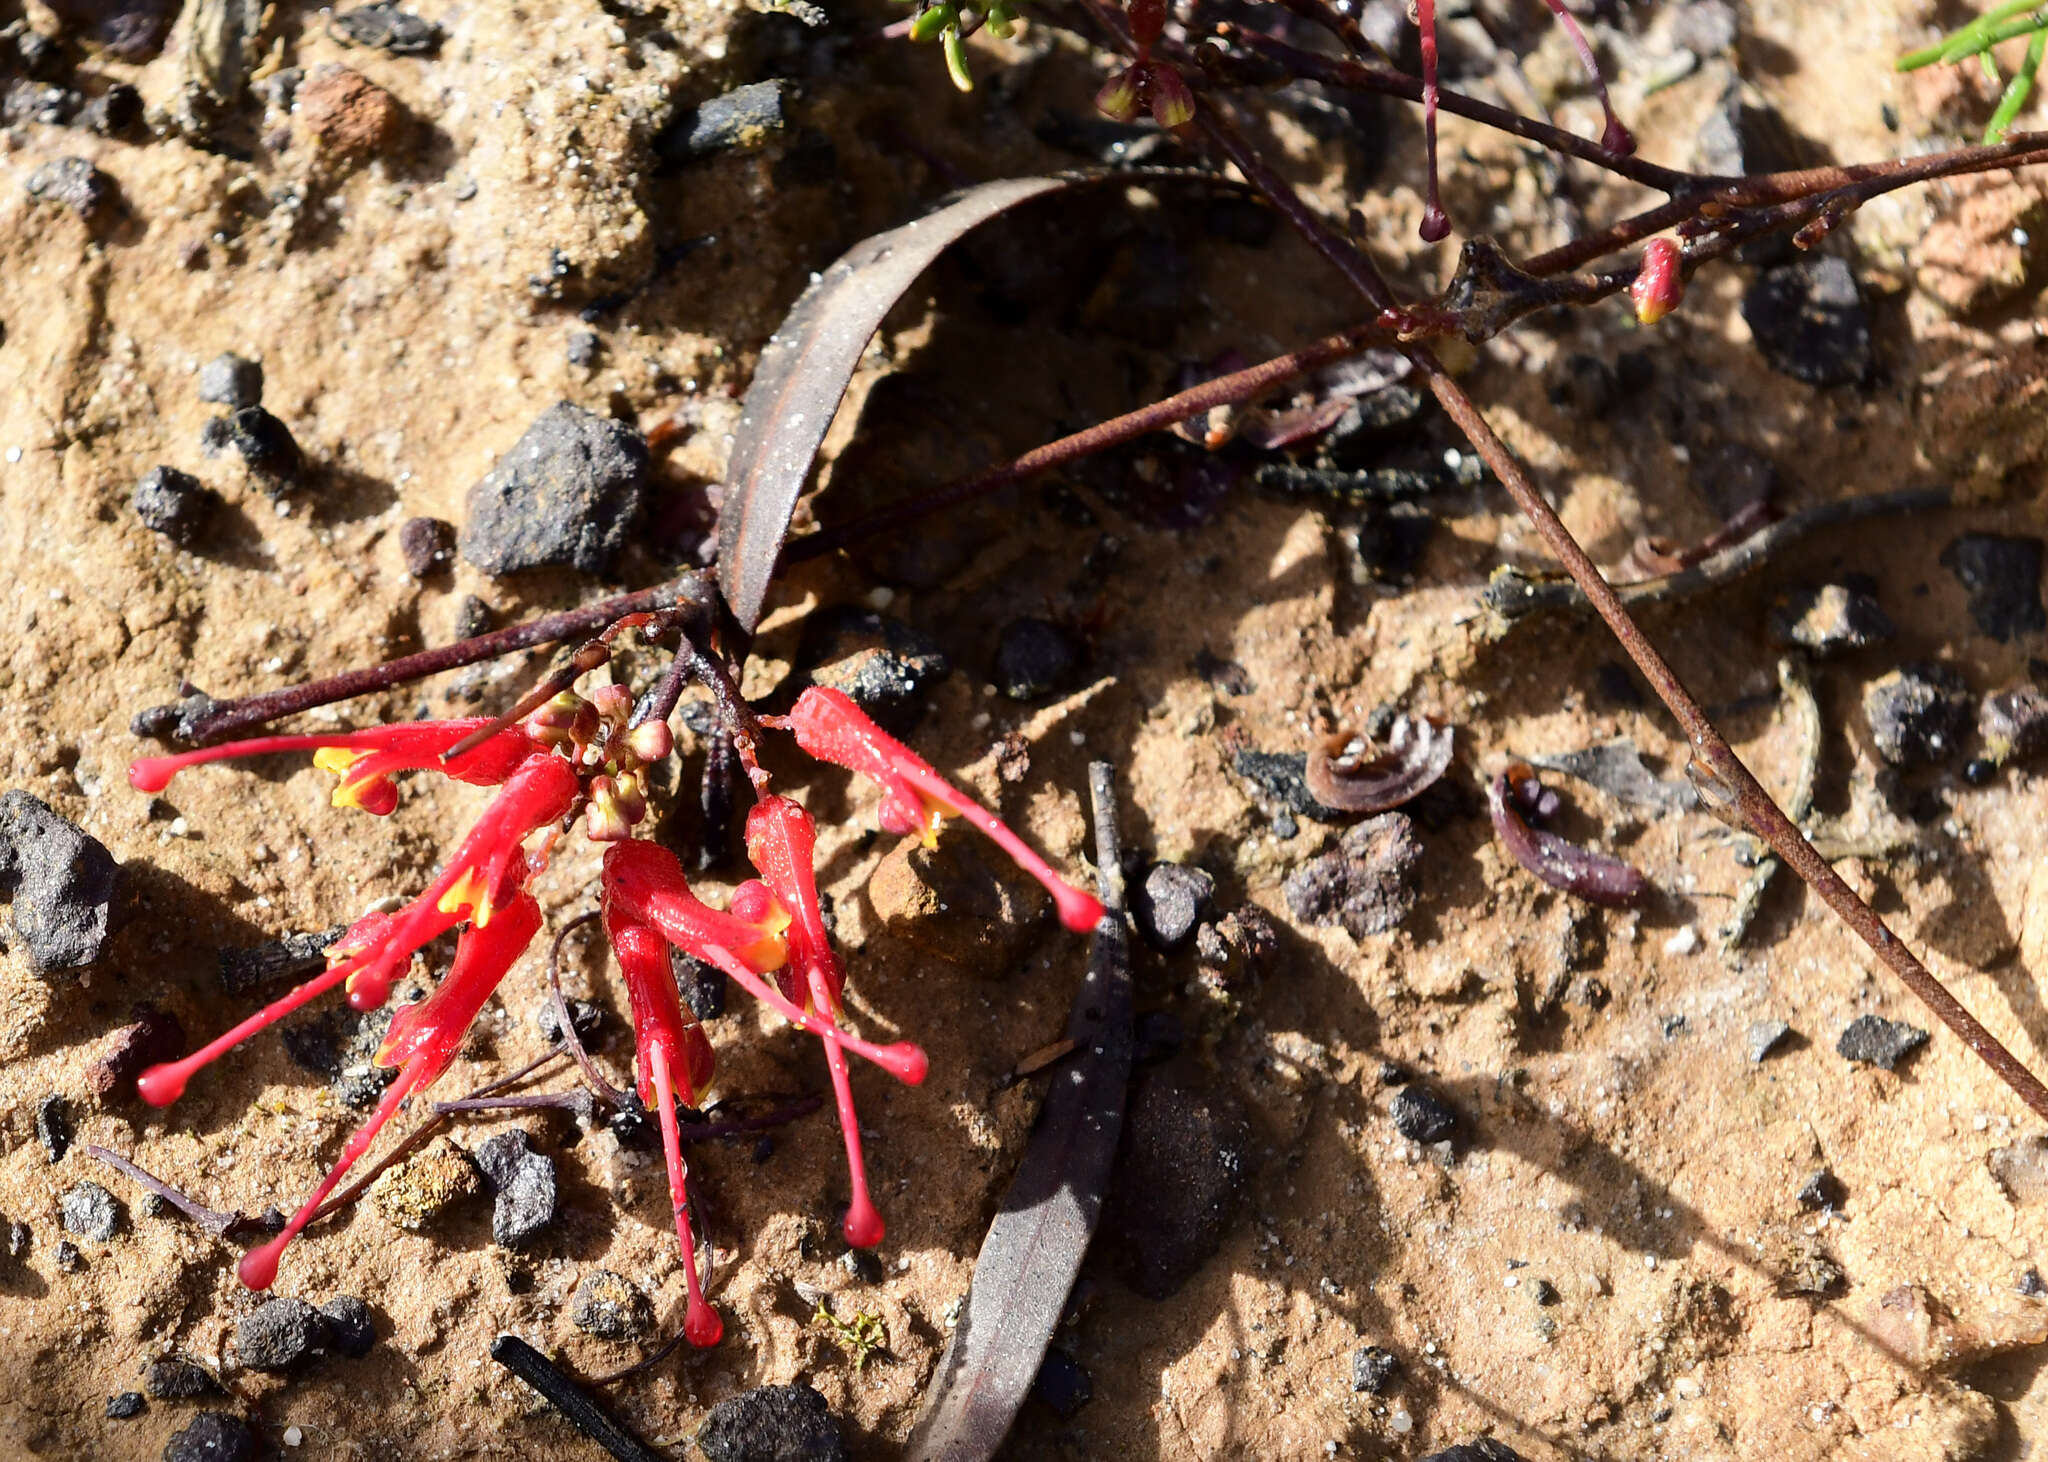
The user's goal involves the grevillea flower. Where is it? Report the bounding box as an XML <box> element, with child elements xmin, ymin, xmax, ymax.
<box><xmin>782</xmin><ymin>687</ymin><xmax>1106</xmax><ymax>933</ymax></box>
<box><xmin>136</xmin><ymin>752</ymin><xmax>578</xmax><ymax>1109</ymax></box>
<box><xmin>239</xmin><ymin>890</ymin><xmax>545</xmax><ymax>1290</ymax></box>
<box><xmin>130</xmin><ymin>719</ymin><xmax>543</xmax><ymax>816</ymax></box>
<box><xmin>1629</xmin><ymin>237</ymin><xmax>1684</xmax><ymax>326</ymax></box>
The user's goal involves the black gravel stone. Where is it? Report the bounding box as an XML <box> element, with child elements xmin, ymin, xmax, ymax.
<box><xmin>2020</xmin><ymin>1267</ymin><xmax>2047</xmax><ymax>1298</ymax></box>
<box><xmin>330</xmin><ymin>1</ymin><xmax>442</xmax><ymax>53</ymax></box>
<box><xmin>1032</xmin><ymin>1351</ymin><xmax>1093</xmax><ymax>1421</ymax></box>
<box><xmin>1282</xmin><ymin>812</ymin><xmax>1424</xmax><ymax>940</ymax></box>
<box><xmin>657</xmin><ymin>81</ymin><xmax>794</xmax><ymax>166</ymax></box>
<box><xmin>1863</xmin><ymin>663</ymin><xmax>1970</xmax><ymax>766</ymax></box>
<box><xmin>1390</xmin><ymin>1083</ymin><xmax>1458</xmax><ymax>1144</ymax></box>
<box><xmin>0</xmin><ymin>790</ymin><xmax>120</xmax><ymax>972</ymax></box>
<box><xmin>1940</xmin><ymin>534</ymin><xmax>2045</xmax><ymax>641</ymax></box>
<box><xmin>77</xmin><ymin>82</ymin><xmax>144</xmax><ymax>136</ymax></box>
<box><xmin>398</xmin><ymin>515</ymin><xmax>455</xmax><ymax>579</ymax></box>
<box><xmin>6</xmin><ymin>1220</ymin><xmax>29</xmax><ymax>1259</ymax></box>
<box><xmin>1105</xmin><ymin>1056</ymin><xmax>1254</xmax><ymax>1300</ymax></box>
<box><xmin>36</xmin><ymin>1093</ymin><xmax>71</xmax><ymax>1162</ymax></box>
<box><xmin>458</xmin><ymin>402</ymin><xmax>649</xmax><ymax>576</ymax></box>
<box><xmin>1417</xmin><ymin>1442</ymin><xmax>1531</xmax><ymax>1462</ymax></box>
<box><xmin>4</xmin><ymin>80</ymin><xmax>82</xmax><ymax>126</ymax></box>
<box><xmin>565</xmin><ymin>329</ymin><xmax>601</xmax><ymax>368</ymax></box>
<box><xmin>674</xmin><ymin>951</ymin><xmax>726</xmax><ymax>1020</ymax></box>
<box><xmin>196</xmin><ymin>354</ymin><xmax>263</xmax><ymax>409</ymax></box>
<box><xmin>570</xmin><ymin>1269</ymin><xmax>653</xmax><ymax>1340</ymax></box>
<box><xmin>200</xmin><ymin>406</ymin><xmax>302</xmax><ymax>487</ymax></box>
<box><xmin>106</xmin><ymin>1392</ymin><xmax>146</xmax><ymax>1419</ymax></box>
<box><xmin>59</xmin><ymin>1182</ymin><xmax>121</xmax><ymax>1242</ymax></box>
<box><xmin>534</xmin><ymin>996</ymin><xmax>605</xmax><ymax>1046</ymax></box>
<box><xmin>1768</xmin><ymin>584</ymin><xmax>1893</xmax><ymax>657</ymax></box>
<box><xmin>145</xmin><ymin>1359</ymin><xmax>220</xmax><ymax>1400</ymax></box>
<box><xmin>1837</xmin><ymin>1013</ymin><xmax>1929</xmax><ymax>1070</ymax></box>
<box><xmin>796</xmin><ymin>608</ymin><xmax>952</xmax><ymax>732</ymax></box>
<box><xmin>993</xmin><ymin>618</ymin><xmax>1082</xmax><ymax>701</ymax></box>
<box><xmin>1350</xmin><ymin>1344</ymin><xmax>1401</xmax><ymax>1394</ymax></box>
<box><xmin>44</xmin><ymin>0</ymin><xmax>177</xmax><ymax>60</ymax></box>
<box><xmin>54</xmin><ymin>1240</ymin><xmax>82</xmax><ymax>1272</ymax></box>
<box><xmin>472</xmin><ymin>1130</ymin><xmax>558</xmax><ymax>1248</ymax></box>
<box><xmin>24</xmin><ymin>156</ymin><xmax>110</xmax><ymax>221</ymax></box>
<box><xmin>236</xmin><ymin>1296</ymin><xmax>331</xmax><ymax>1371</ymax></box>
<box><xmin>320</xmin><ymin>1295</ymin><xmax>376</xmax><ymax>1357</ymax></box>
<box><xmin>12</xmin><ymin>29</ymin><xmax>64</xmax><ymax>78</ymax></box>
<box><xmin>1134</xmin><ymin>862</ymin><xmax>1214</xmax><ymax>951</ymax></box>
<box><xmin>697</xmin><ymin>1382</ymin><xmax>847</xmax><ymax>1462</ymax></box>
<box><xmin>1796</xmin><ymin>1170</ymin><xmax>1847</xmax><ymax>1211</ymax></box>
<box><xmin>1231</xmin><ymin>748</ymin><xmax>1349</xmax><ymax>821</ymax></box>
<box><xmin>1741</xmin><ymin>256</ymin><xmax>1872</xmax><ymax>386</ymax></box>
<box><xmin>133</xmin><ymin>466</ymin><xmax>217</xmax><ymax>546</ymax></box>
<box><xmin>840</xmin><ymin>1247</ymin><xmax>884</xmax><ymax>1283</ymax></box>
<box><xmin>163</xmin><ymin>1411</ymin><xmax>255</xmax><ymax>1462</ymax></box>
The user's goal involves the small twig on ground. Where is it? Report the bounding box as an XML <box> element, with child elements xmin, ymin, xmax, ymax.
<box><xmin>84</xmin><ymin>1144</ymin><xmax>242</xmax><ymax>1237</ymax></box>
<box><xmin>491</xmin><ymin>1335</ymin><xmax>668</xmax><ymax>1462</ymax></box>
<box><xmin>548</xmin><ymin>911</ymin><xmax>630</xmax><ymax>1110</ymax></box>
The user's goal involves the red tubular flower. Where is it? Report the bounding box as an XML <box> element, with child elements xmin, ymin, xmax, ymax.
<box><xmin>1630</xmin><ymin>237</ymin><xmax>1684</xmax><ymax>326</ymax></box>
<box><xmin>606</xmin><ymin>903</ymin><xmax>722</xmax><ymax>1347</ymax></box>
<box><xmin>137</xmin><ymin>752</ymin><xmax>579</xmax><ymax>1108</ymax></box>
<box><xmin>603</xmin><ymin>838</ymin><xmax>928</xmax><ymax>1251</ymax></box>
<box><xmin>782</xmin><ymin>688</ymin><xmax>1105</xmax><ymax>934</ymax></box>
<box><xmin>239</xmin><ymin>890</ymin><xmax>545</xmax><ymax>1291</ymax></box>
<box><xmin>746</xmin><ymin>796</ymin><xmax>885</xmax><ymax>1247</ymax></box>
<box><xmin>129</xmin><ymin>719</ymin><xmax>543</xmax><ymax>815</ymax></box>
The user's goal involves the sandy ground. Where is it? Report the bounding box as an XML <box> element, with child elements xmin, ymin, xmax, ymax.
<box><xmin>3</xmin><ymin>0</ymin><xmax>2048</xmax><ymax>1457</ymax></box>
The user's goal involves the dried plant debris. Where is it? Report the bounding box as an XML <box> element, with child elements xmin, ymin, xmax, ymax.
<box><xmin>1305</xmin><ymin>716</ymin><xmax>1454</xmax><ymax>814</ymax></box>
<box><xmin>1525</xmin><ymin>739</ymin><xmax>1692</xmax><ymax>814</ymax></box>
<box><xmin>1283</xmin><ymin>813</ymin><xmax>1425</xmax><ymax>938</ymax></box>
<box><xmin>1981</xmin><ymin>685</ymin><xmax>2048</xmax><ymax>766</ymax></box>
<box><xmin>1724</xmin><ymin>658</ymin><xmax>1821</xmax><ymax>951</ymax></box>
<box><xmin>1487</xmin><ymin>764</ymin><xmax>1648</xmax><ymax>907</ymax></box>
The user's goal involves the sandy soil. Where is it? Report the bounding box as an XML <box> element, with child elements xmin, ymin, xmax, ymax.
<box><xmin>3</xmin><ymin>0</ymin><xmax>2048</xmax><ymax>1458</ymax></box>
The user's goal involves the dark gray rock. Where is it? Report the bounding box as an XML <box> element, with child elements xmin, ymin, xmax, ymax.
<box><xmin>1742</xmin><ymin>256</ymin><xmax>1872</xmax><ymax>387</ymax></box>
<box><xmin>1134</xmin><ymin>863</ymin><xmax>1214</xmax><ymax>951</ymax></box>
<box><xmin>1318</xmin><ymin>384</ymin><xmax>1430</xmax><ymax>465</ymax></box>
<box><xmin>472</xmin><ymin>1130</ymin><xmax>558</xmax><ymax>1248</ymax></box>
<box><xmin>77</xmin><ymin>83</ymin><xmax>144</xmax><ymax>136</ymax></box>
<box><xmin>330</xmin><ymin>2</ymin><xmax>442</xmax><ymax>53</ymax></box>
<box><xmin>1233</xmin><ymin>749</ymin><xmax>1337</xmax><ymax>821</ymax></box>
<box><xmin>1940</xmin><ymin>534</ymin><xmax>2045</xmax><ymax>641</ymax></box>
<box><xmin>54</xmin><ymin>1239</ymin><xmax>82</xmax><ymax>1271</ymax></box>
<box><xmin>1106</xmin><ymin>1057</ymin><xmax>1253</xmax><ymax>1300</ymax></box>
<box><xmin>106</xmin><ymin>1392</ymin><xmax>146</xmax><ymax>1419</ymax></box>
<box><xmin>145</xmin><ymin>1359</ymin><xmax>219</xmax><ymax>1399</ymax></box>
<box><xmin>1671</xmin><ymin>0</ymin><xmax>1738</xmax><ymax>54</ymax></box>
<box><xmin>43</xmin><ymin>0</ymin><xmax>176</xmax><ymax>60</ymax></box>
<box><xmin>1746</xmin><ymin>1019</ymin><xmax>1793</xmax><ymax>1063</ymax></box>
<box><xmin>1863</xmin><ymin>663</ymin><xmax>1970</xmax><ymax>766</ymax></box>
<box><xmin>1768</xmin><ymin>584</ymin><xmax>1893</xmax><ymax>657</ymax></box>
<box><xmin>0</xmin><ymin>790</ymin><xmax>120</xmax><ymax>972</ymax></box>
<box><xmin>1417</xmin><ymin>1443</ymin><xmax>1531</xmax><ymax>1462</ymax></box>
<box><xmin>796</xmin><ymin>609</ymin><xmax>952</xmax><ymax>732</ymax></box>
<box><xmin>1350</xmin><ymin>1344</ymin><xmax>1400</xmax><ymax>1394</ymax></box>
<box><xmin>458</xmin><ymin>403</ymin><xmax>649</xmax><ymax>576</ymax></box>
<box><xmin>200</xmin><ymin>406</ymin><xmax>302</xmax><ymax>488</ymax></box>
<box><xmin>697</xmin><ymin>1382</ymin><xmax>846</xmax><ymax>1462</ymax></box>
<box><xmin>24</xmin><ymin>156</ymin><xmax>109</xmax><ymax>221</ymax></box>
<box><xmin>163</xmin><ymin>1411</ymin><xmax>255</xmax><ymax>1462</ymax></box>
<box><xmin>534</xmin><ymin>996</ymin><xmax>605</xmax><ymax>1046</ymax></box>
<box><xmin>7</xmin><ymin>1220</ymin><xmax>29</xmax><ymax>1259</ymax></box>
<box><xmin>658</xmin><ymin>81</ymin><xmax>793</xmax><ymax>167</ymax></box>
<box><xmin>60</xmin><ymin>1182</ymin><xmax>121</xmax><ymax>1241</ymax></box>
<box><xmin>570</xmin><ymin>1269</ymin><xmax>653</xmax><ymax>1340</ymax></box>
<box><xmin>993</xmin><ymin>618</ymin><xmax>1081</xmax><ymax>701</ymax></box>
<box><xmin>1797</xmin><ymin>1170</ymin><xmax>1846</xmax><ymax>1211</ymax></box>
<box><xmin>1390</xmin><ymin>1083</ymin><xmax>1458</xmax><ymax>1144</ymax></box>
<box><xmin>565</xmin><ymin>329</ymin><xmax>601</xmax><ymax>368</ymax></box>
<box><xmin>36</xmin><ymin>1093</ymin><xmax>71</xmax><ymax>1162</ymax></box>
<box><xmin>1032</xmin><ymin>1351</ymin><xmax>1093</xmax><ymax>1420</ymax></box>
<box><xmin>320</xmin><ymin>1295</ymin><xmax>376</xmax><ymax>1357</ymax></box>
<box><xmin>133</xmin><ymin>466</ymin><xmax>217</xmax><ymax>546</ymax></box>
<box><xmin>1193</xmin><ymin>904</ymin><xmax>1280</xmax><ymax>990</ymax></box>
<box><xmin>398</xmin><ymin>516</ymin><xmax>455</xmax><ymax>579</ymax></box>
<box><xmin>1838</xmin><ymin>1014</ymin><xmax>1929</xmax><ymax>1070</ymax></box>
<box><xmin>197</xmin><ymin>354</ymin><xmax>263</xmax><ymax>409</ymax></box>
<box><xmin>237</xmin><ymin>1296</ymin><xmax>330</xmax><ymax>1371</ymax></box>
<box><xmin>4</xmin><ymin>80</ymin><xmax>81</xmax><ymax>126</ymax></box>
<box><xmin>1282</xmin><ymin>812</ymin><xmax>1423</xmax><ymax>940</ymax></box>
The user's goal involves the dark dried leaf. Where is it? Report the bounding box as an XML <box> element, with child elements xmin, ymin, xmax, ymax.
<box><xmin>1525</xmin><ymin>740</ymin><xmax>1692</xmax><ymax>813</ymax></box>
<box><xmin>904</xmin><ymin>765</ymin><xmax>1128</xmax><ymax>1462</ymax></box>
<box><xmin>718</xmin><ymin>177</ymin><xmax>1077</xmax><ymax>630</ymax></box>
<box><xmin>1304</xmin><ymin>716</ymin><xmax>1454</xmax><ymax>814</ymax></box>
<box><xmin>1487</xmin><ymin>764</ymin><xmax>1648</xmax><ymax>907</ymax></box>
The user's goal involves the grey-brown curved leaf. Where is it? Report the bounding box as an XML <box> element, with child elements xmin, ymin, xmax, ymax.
<box><xmin>717</xmin><ymin>176</ymin><xmax>1072</xmax><ymax>630</ymax></box>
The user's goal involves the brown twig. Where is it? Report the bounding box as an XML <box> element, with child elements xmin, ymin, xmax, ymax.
<box><xmin>548</xmin><ymin>911</ymin><xmax>629</xmax><ymax>1109</ymax></box>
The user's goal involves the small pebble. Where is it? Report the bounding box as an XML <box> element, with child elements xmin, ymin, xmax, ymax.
<box><xmin>1796</xmin><ymin>1170</ymin><xmax>1847</xmax><ymax>1211</ymax></box>
<box><xmin>1031</xmin><ymin>1351</ymin><xmax>1093</xmax><ymax>1421</ymax></box>
<box><xmin>1741</xmin><ymin>255</ymin><xmax>1872</xmax><ymax>386</ymax></box>
<box><xmin>296</xmin><ymin>64</ymin><xmax>403</xmax><ymax>161</ymax></box>
<box><xmin>88</xmin><ymin>1004</ymin><xmax>185</xmax><ymax>1100</ymax></box>
<box><xmin>35</xmin><ymin>1093</ymin><xmax>71</xmax><ymax>1162</ymax></box>
<box><xmin>657</xmin><ymin>80</ymin><xmax>793</xmax><ymax>165</ymax></box>
<box><xmin>1863</xmin><ymin>664</ymin><xmax>1970</xmax><ymax>766</ymax></box>
<box><xmin>1982</xmin><ymin>685</ymin><xmax>2048</xmax><ymax>765</ymax></box>
<box><xmin>993</xmin><ymin>618</ymin><xmax>1081</xmax><ymax>701</ymax></box>
<box><xmin>1350</xmin><ymin>1344</ymin><xmax>1400</xmax><ymax>1394</ymax></box>
<box><xmin>570</xmin><ymin>1269</ymin><xmax>654</xmax><ymax>1341</ymax></box>
<box><xmin>106</xmin><ymin>1392</ymin><xmax>146</xmax><ymax>1420</ymax></box>
<box><xmin>459</xmin><ymin>402</ymin><xmax>649</xmax><ymax>577</ymax></box>
<box><xmin>330</xmin><ymin>1</ymin><xmax>442</xmax><ymax>53</ymax></box>
<box><xmin>1941</xmin><ymin>534</ymin><xmax>2045</xmax><ymax>642</ymax></box>
<box><xmin>1662</xmin><ymin>925</ymin><xmax>1699</xmax><ymax>957</ymax></box>
<box><xmin>237</xmin><ymin>1296</ymin><xmax>331</xmax><ymax>1371</ymax></box>
<box><xmin>145</xmin><ymin>1359</ymin><xmax>220</xmax><ymax>1400</ymax></box>
<box><xmin>60</xmin><ymin>1182</ymin><xmax>122</xmax><ymax>1242</ymax></box>
<box><xmin>24</xmin><ymin>156</ymin><xmax>110</xmax><ymax>221</ymax></box>
<box><xmin>473</xmin><ymin>1130</ymin><xmax>559</xmax><ymax>1248</ymax></box>
<box><xmin>534</xmin><ymin>995</ymin><xmax>606</xmax><ymax>1046</ymax></box>
<box><xmin>1390</xmin><ymin>1083</ymin><xmax>1458</xmax><ymax>1145</ymax></box>
<box><xmin>200</xmin><ymin>406</ymin><xmax>303</xmax><ymax>488</ymax></box>
<box><xmin>1767</xmin><ymin>583</ymin><xmax>1893</xmax><ymax>657</ymax></box>
<box><xmin>2018</xmin><ymin>1268</ymin><xmax>2047</xmax><ymax>1298</ymax></box>
<box><xmin>1134</xmin><ymin>862</ymin><xmax>1214</xmax><ymax>951</ymax></box>
<box><xmin>565</xmin><ymin>330</ymin><xmax>601</xmax><ymax>368</ymax></box>
<box><xmin>1</xmin><ymin>790</ymin><xmax>122</xmax><ymax>972</ymax></box>
<box><xmin>133</xmin><ymin>466</ymin><xmax>217</xmax><ymax>546</ymax></box>
<box><xmin>398</xmin><ymin>516</ymin><xmax>455</xmax><ymax>579</ymax></box>
<box><xmin>54</xmin><ymin>1240</ymin><xmax>82</xmax><ymax>1272</ymax></box>
<box><xmin>1746</xmin><ymin>1020</ymin><xmax>1793</xmax><ymax>1062</ymax></box>
<box><xmin>697</xmin><ymin>1382</ymin><xmax>847</xmax><ymax>1462</ymax></box>
<box><xmin>1837</xmin><ymin>1013</ymin><xmax>1929</xmax><ymax>1071</ymax></box>
<box><xmin>1283</xmin><ymin>813</ymin><xmax>1423</xmax><ymax>940</ymax></box>
<box><xmin>320</xmin><ymin>1295</ymin><xmax>377</xmax><ymax>1357</ymax></box>
<box><xmin>163</xmin><ymin>1411</ymin><xmax>256</xmax><ymax>1462</ymax></box>
<box><xmin>197</xmin><ymin>353</ymin><xmax>263</xmax><ymax>409</ymax></box>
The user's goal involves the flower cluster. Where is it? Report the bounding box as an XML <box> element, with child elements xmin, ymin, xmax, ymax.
<box><xmin>131</xmin><ymin>684</ymin><xmax>1102</xmax><ymax>1344</ymax></box>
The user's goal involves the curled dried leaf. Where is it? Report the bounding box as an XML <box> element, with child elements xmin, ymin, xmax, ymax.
<box><xmin>1305</xmin><ymin>716</ymin><xmax>1454</xmax><ymax>814</ymax></box>
<box><xmin>1487</xmin><ymin>762</ymin><xmax>1648</xmax><ymax>907</ymax></box>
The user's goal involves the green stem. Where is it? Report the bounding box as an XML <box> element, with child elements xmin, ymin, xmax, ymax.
<box><xmin>1899</xmin><ymin>0</ymin><xmax>2040</xmax><ymax>69</ymax></box>
<box><xmin>1987</xmin><ymin>27</ymin><xmax>2048</xmax><ymax>139</ymax></box>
